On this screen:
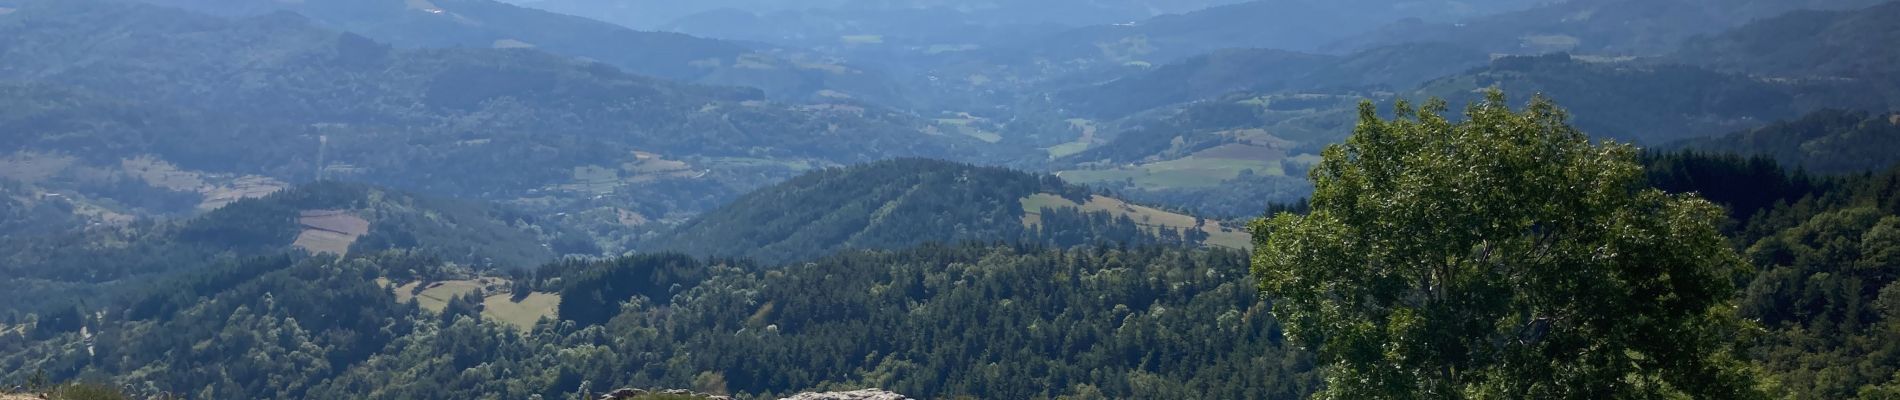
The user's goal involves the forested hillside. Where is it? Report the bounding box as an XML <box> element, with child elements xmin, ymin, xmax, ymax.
<box><xmin>1675</xmin><ymin>110</ymin><xmax>1900</xmax><ymax>174</ymax></box>
<box><xmin>0</xmin><ymin>0</ymin><xmax>1018</xmax><ymax>230</ymax></box>
<box><xmin>119</xmin><ymin>0</ymin><xmax>904</xmax><ymax>103</ymax></box>
<box><xmin>1</xmin><ymin>243</ymin><xmax>1315</xmax><ymax>399</ymax></box>
<box><xmin>1054</xmin><ymin>43</ymin><xmax>1489</xmax><ymax>118</ymax></box>
<box><xmin>3</xmin><ymin>0</ymin><xmax>1899</xmax><ymax>398</ymax></box>
<box><xmin>1337</xmin><ymin>0</ymin><xmax>1889</xmax><ymax>55</ymax></box>
<box><xmin>648</xmin><ymin>159</ymin><xmax>1240</xmax><ymax>264</ymax></box>
<box><xmin>0</xmin><ymin>181</ymin><xmax>558</xmax><ymax>313</ymax></box>
<box><xmin>1652</xmin><ymin>153</ymin><xmax>1900</xmax><ymax>398</ymax></box>
<box><xmin>5</xmin><ymin>99</ymin><xmax>1899</xmax><ymax>399</ymax></box>
<box><xmin>1674</xmin><ymin>1</ymin><xmax>1900</xmax><ymax>107</ymax></box>
<box><xmin>1414</xmin><ymin>53</ymin><xmax>1871</xmax><ymax>144</ymax></box>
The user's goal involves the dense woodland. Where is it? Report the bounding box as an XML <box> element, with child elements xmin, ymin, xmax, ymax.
<box><xmin>0</xmin><ymin>142</ymin><xmax>1896</xmax><ymax>399</ymax></box>
<box><xmin>1</xmin><ymin>0</ymin><xmax>1899</xmax><ymax>398</ymax></box>
<box><xmin>649</xmin><ymin>159</ymin><xmax>1204</xmax><ymax>264</ymax></box>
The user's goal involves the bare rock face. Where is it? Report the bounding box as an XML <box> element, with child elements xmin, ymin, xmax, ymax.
<box><xmin>777</xmin><ymin>389</ymin><xmax>913</xmax><ymax>400</ymax></box>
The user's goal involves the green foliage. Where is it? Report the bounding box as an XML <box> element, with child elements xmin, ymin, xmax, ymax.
<box><xmin>1642</xmin><ymin>150</ymin><xmax>1825</xmax><ymax>221</ymax></box>
<box><xmin>1251</xmin><ymin>93</ymin><xmax>1763</xmax><ymax>398</ymax></box>
<box><xmin>1709</xmin><ymin>163</ymin><xmax>1900</xmax><ymax>399</ymax></box>
<box><xmin>48</xmin><ymin>382</ymin><xmax>130</xmax><ymax>400</ymax></box>
<box><xmin>550</xmin><ymin>253</ymin><xmax>709</xmax><ymax>326</ymax></box>
<box><xmin>0</xmin><ymin>242</ymin><xmax>1321</xmax><ymax>399</ymax></box>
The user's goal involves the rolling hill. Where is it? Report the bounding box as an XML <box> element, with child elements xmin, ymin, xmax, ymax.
<box><xmin>1054</xmin><ymin>43</ymin><xmax>1490</xmax><ymax>118</ymax></box>
<box><xmin>1674</xmin><ymin>1</ymin><xmax>1900</xmax><ymax>104</ymax></box>
<box><xmin>0</xmin><ymin>240</ymin><xmax>1307</xmax><ymax>399</ymax></box>
<box><xmin>0</xmin><ymin>181</ymin><xmax>561</xmax><ymax>313</ymax></box>
<box><xmin>1336</xmin><ymin>0</ymin><xmax>1890</xmax><ymax>56</ymax></box>
<box><xmin>646</xmin><ymin>159</ymin><xmax>1247</xmax><ymax>264</ymax></box>
<box><xmin>1413</xmin><ymin>53</ymin><xmax>1825</xmax><ymax>144</ymax></box>
<box><xmin>121</xmin><ymin>0</ymin><xmax>904</xmax><ymax>102</ymax></box>
<box><xmin>0</xmin><ymin>0</ymin><xmax>1017</xmax><ymax>230</ymax></box>
<box><xmin>1674</xmin><ymin>109</ymin><xmax>1900</xmax><ymax>174</ymax></box>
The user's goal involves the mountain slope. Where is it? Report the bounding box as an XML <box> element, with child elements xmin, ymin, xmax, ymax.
<box><xmin>1675</xmin><ymin>110</ymin><xmax>1900</xmax><ymax>174</ymax></box>
<box><xmin>0</xmin><ymin>1</ymin><xmax>1009</xmax><ymax>222</ymax></box>
<box><xmin>904</xmin><ymin>0</ymin><xmax>1536</xmax><ymax>107</ymax></box>
<box><xmin>1338</xmin><ymin>0</ymin><xmax>1889</xmax><ymax>55</ymax></box>
<box><xmin>1055</xmin><ymin>43</ymin><xmax>1489</xmax><ymax>118</ymax></box>
<box><xmin>0</xmin><ymin>181</ymin><xmax>558</xmax><ymax>313</ymax></box>
<box><xmin>646</xmin><ymin>159</ymin><xmax>1245</xmax><ymax>264</ymax></box>
<box><xmin>1414</xmin><ymin>54</ymin><xmax>1825</xmax><ymax>144</ymax></box>
<box><xmin>0</xmin><ymin>243</ymin><xmax>1314</xmax><ymax>399</ymax></box>
<box><xmin>122</xmin><ymin>0</ymin><xmax>900</xmax><ymax>102</ymax></box>
<box><xmin>1054</xmin><ymin>49</ymin><xmax>1335</xmax><ymax>118</ymax></box>
<box><xmin>1674</xmin><ymin>1</ymin><xmax>1900</xmax><ymax>104</ymax></box>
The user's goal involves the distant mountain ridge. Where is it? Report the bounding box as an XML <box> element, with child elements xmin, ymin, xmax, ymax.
<box><xmin>1336</xmin><ymin>0</ymin><xmax>1891</xmax><ymax>56</ymax></box>
<box><xmin>1674</xmin><ymin>1</ymin><xmax>1900</xmax><ymax>105</ymax></box>
<box><xmin>120</xmin><ymin>0</ymin><xmax>905</xmax><ymax>102</ymax></box>
<box><xmin>1055</xmin><ymin>43</ymin><xmax>1490</xmax><ymax>118</ymax></box>
<box><xmin>0</xmin><ymin>0</ymin><xmax>1013</xmax><ymax>227</ymax></box>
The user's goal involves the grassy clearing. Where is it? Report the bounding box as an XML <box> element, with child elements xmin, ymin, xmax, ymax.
<box><xmin>1046</xmin><ymin>142</ymin><xmax>1093</xmax><ymax>158</ymax></box>
<box><xmin>0</xmin><ymin>152</ymin><xmax>75</xmax><ymax>183</ymax></box>
<box><xmin>200</xmin><ymin>176</ymin><xmax>286</xmax><ymax>210</ymax></box>
<box><xmin>1020</xmin><ymin>193</ymin><xmax>1251</xmax><ymax>250</ymax></box>
<box><xmin>484</xmin><ymin>293</ymin><xmax>560</xmax><ymax>332</ymax></box>
<box><xmin>931</xmin><ymin>119</ymin><xmax>1003</xmax><ymax>143</ymax></box>
<box><xmin>292</xmin><ymin>230</ymin><xmax>357</xmax><ymax>256</ymax></box>
<box><xmin>1045</xmin><ymin>119</ymin><xmax>1100</xmax><ymax>158</ymax></box>
<box><xmin>292</xmin><ymin>211</ymin><xmax>369</xmax><ymax>256</ymax></box>
<box><xmin>122</xmin><ymin>156</ymin><xmax>209</xmax><ymax>192</ymax></box>
<box><xmin>383</xmin><ymin>277</ymin><xmax>559</xmax><ymax>332</ymax></box>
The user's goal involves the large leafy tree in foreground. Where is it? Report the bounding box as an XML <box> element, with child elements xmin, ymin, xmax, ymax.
<box><xmin>1251</xmin><ymin>92</ymin><xmax>1763</xmax><ymax>399</ymax></box>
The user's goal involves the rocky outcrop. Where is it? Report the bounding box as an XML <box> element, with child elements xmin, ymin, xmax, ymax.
<box><xmin>777</xmin><ymin>389</ymin><xmax>913</xmax><ymax>400</ymax></box>
<box><xmin>596</xmin><ymin>388</ymin><xmax>731</xmax><ymax>400</ymax></box>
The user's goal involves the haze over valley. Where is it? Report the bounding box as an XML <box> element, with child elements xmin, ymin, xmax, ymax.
<box><xmin>2</xmin><ymin>0</ymin><xmax>1899</xmax><ymax>399</ymax></box>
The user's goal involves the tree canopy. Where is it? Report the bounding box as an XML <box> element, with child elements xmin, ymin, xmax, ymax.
<box><xmin>1251</xmin><ymin>92</ymin><xmax>1763</xmax><ymax>399</ymax></box>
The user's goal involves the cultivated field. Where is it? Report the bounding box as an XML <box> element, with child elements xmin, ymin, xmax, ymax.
<box><xmin>292</xmin><ymin>210</ymin><xmax>370</xmax><ymax>256</ymax></box>
<box><xmin>1021</xmin><ymin>193</ymin><xmax>1251</xmax><ymax>249</ymax></box>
